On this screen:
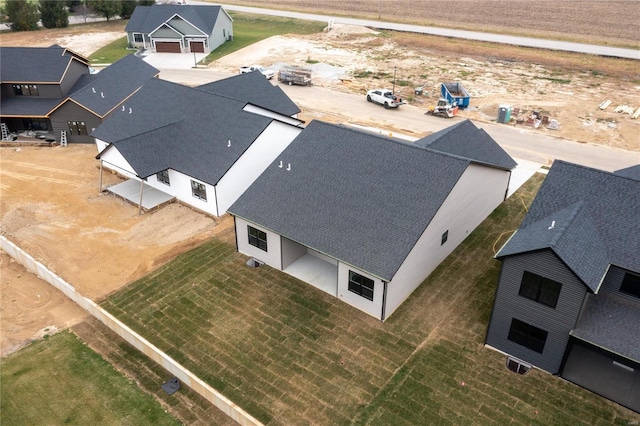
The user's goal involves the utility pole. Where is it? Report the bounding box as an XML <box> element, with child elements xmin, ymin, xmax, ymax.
<box><xmin>392</xmin><ymin>66</ymin><xmax>397</xmax><ymax>94</ymax></box>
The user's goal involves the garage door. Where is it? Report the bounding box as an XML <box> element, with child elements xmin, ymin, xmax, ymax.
<box><xmin>189</xmin><ymin>41</ymin><xmax>205</xmax><ymax>53</ymax></box>
<box><xmin>155</xmin><ymin>42</ymin><xmax>181</xmax><ymax>53</ymax></box>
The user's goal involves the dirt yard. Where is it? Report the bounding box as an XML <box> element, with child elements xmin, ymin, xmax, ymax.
<box><xmin>1</xmin><ymin>19</ymin><xmax>638</xmax><ymax>357</ymax></box>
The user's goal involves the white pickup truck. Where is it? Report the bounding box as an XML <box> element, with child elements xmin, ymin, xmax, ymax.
<box><xmin>366</xmin><ymin>89</ymin><xmax>405</xmax><ymax>109</ymax></box>
<box><xmin>239</xmin><ymin>65</ymin><xmax>275</xmax><ymax>80</ymax></box>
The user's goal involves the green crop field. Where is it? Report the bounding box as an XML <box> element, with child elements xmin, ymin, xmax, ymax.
<box><xmin>102</xmin><ymin>174</ymin><xmax>640</xmax><ymax>425</ymax></box>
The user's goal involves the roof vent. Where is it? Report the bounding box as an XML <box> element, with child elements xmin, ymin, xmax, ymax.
<box><xmin>548</xmin><ymin>220</ymin><xmax>555</xmax><ymax>230</ymax></box>
<box><xmin>129</xmin><ymin>108</ymin><xmax>132</xmax><ymax>114</ymax></box>
<box><xmin>100</xmin><ymin>92</ymin><xmax>104</xmax><ymax>98</ymax></box>
<box><xmin>286</xmin><ymin>163</ymin><xmax>291</xmax><ymax>171</ymax></box>
<box><xmin>227</xmin><ymin>140</ymin><xmax>231</xmax><ymax>147</ymax></box>
<box><xmin>278</xmin><ymin>160</ymin><xmax>283</xmax><ymax>168</ymax></box>
<box><xmin>122</xmin><ymin>105</ymin><xmax>125</xmax><ymax>112</ymax></box>
<box><xmin>92</xmin><ymin>87</ymin><xmax>96</xmax><ymax>93</ymax></box>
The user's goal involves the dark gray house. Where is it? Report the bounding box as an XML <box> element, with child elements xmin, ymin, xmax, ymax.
<box><xmin>485</xmin><ymin>160</ymin><xmax>640</xmax><ymax>412</ymax></box>
<box><xmin>1</xmin><ymin>46</ymin><xmax>158</xmax><ymax>143</ymax></box>
<box><xmin>125</xmin><ymin>5</ymin><xmax>233</xmax><ymax>53</ymax></box>
<box><xmin>229</xmin><ymin>120</ymin><xmax>516</xmax><ymax>320</ymax></box>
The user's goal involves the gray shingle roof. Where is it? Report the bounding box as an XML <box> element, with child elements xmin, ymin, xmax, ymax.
<box><xmin>615</xmin><ymin>164</ymin><xmax>640</xmax><ymax>181</ymax></box>
<box><xmin>197</xmin><ymin>71</ymin><xmax>300</xmax><ymax>117</ymax></box>
<box><xmin>497</xmin><ymin>160</ymin><xmax>640</xmax><ymax>290</ymax></box>
<box><xmin>125</xmin><ymin>5</ymin><xmax>222</xmax><ymax>35</ymax></box>
<box><xmin>0</xmin><ymin>46</ymin><xmax>89</xmax><ymax>83</ymax></box>
<box><xmin>0</xmin><ymin>97</ymin><xmax>62</xmax><ymax>117</ymax></box>
<box><xmin>67</xmin><ymin>55</ymin><xmax>159</xmax><ymax>117</ymax></box>
<box><xmin>229</xmin><ymin>120</ymin><xmax>472</xmax><ymax>281</ymax></box>
<box><xmin>93</xmin><ymin>78</ymin><xmax>274</xmax><ymax>186</ymax></box>
<box><xmin>414</xmin><ymin>119</ymin><xmax>516</xmax><ymax>170</ymax></box>
<box><xmin>571</xmin><ymin>291</ymin><xmax>640</xmax><ymax>363</ymax></box>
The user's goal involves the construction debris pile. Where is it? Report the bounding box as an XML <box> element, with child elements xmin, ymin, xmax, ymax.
<box><xmin>599</xmin><ymin>100</ymin><xmax>640</xmax><ymax>119</ymax></box>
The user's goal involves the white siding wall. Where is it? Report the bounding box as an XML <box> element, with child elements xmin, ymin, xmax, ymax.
<box><xmin>384</xmin><ymin>164</ymin><xmax>511</xmax><ymax>319</ymax></box>
<box><xmin>235</xmin><ymin>217</ymin><xmax>282</xmax><ymax>269</ymax></box>
<box><xmin>99</xmin><ymin>145</ymin><xmax>138</xmax><ymax>179</ymax></box>
<box><xmin>95</xmin><ymin>138</ymin><xmax>109</xmax><ymax>154</ymax></box>
<box><xmin>216</xmin><ymin>122</ymin><xmax>302</xmax><ymax>214</ymax></box>
<box><xmin>209</xmin><ymin>10</ymin><xmax>233</xmax><ymax>50</ymax></box>
<box><xmin>168</xmin><ymin>173</ymin><xmax>218</xmax><ymax>217</ymax></box>
<box><xmin>337</xmin><ymin>263</ymin><xmax>384</xmax><ymax>319</ymax></box>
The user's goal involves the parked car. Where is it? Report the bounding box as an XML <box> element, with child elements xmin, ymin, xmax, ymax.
<box><xmin>366</xmin><ymin>89</ymin><xmax>405</xmax><ymax>109</ymax></box>
<box><xmin>239</xmin><ymin>65</ymin><xmax>275</xmax><ymax>80</ymax></box>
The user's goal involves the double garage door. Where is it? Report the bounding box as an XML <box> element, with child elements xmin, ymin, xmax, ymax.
<box><xmin>155</xmin><ymin>41</ymin><xmax>205</xmax><ymax>53</ymax></box>
<box><xmin>155</xmin><ymin>42</ymin><xmax>181</xmax><ymax>53</ymax></box>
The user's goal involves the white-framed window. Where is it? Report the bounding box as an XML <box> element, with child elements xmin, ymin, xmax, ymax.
<box><xmin>157</xmin><ymin>169</ymin><xmax>170</xmax><ymax>185</ymax></box>
<box><xmin>190</xmin><ymin>180</ymin><xmax>206</xmax><ymax>201</ymax></box>
<box><xmin>506</xmin><ymin>357</ymin><xmax>531</xmax><ymax>375</ymax></box>
<box><xmin>133</xmin><ymin>33</ymin><xmax>144</xmax><ymax>43</ymax></box>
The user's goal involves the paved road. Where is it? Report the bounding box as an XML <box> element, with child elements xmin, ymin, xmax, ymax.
<box><xmin>215</xmin><ymin>3</ymin><xmax>640</xmax><ymax>60</ymax></box>
<box><xmin>159</xmin><ymin>68</ymin><xmax>640</xmax><ymax>172</ymax></box>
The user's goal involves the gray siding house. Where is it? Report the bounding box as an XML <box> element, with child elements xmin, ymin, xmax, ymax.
<box><xmin>229</xmin><ymin>120</ymin><xmax>516</xmax><ymax>320</ymax></box>
<box><xmin>93</xmin><ymin>73</ymin><xmax>304</xmax><ymax>217</ymax></box>
<box><xmin>485</xmin><ymin>160</ymin><xmax>640</xmax><ymax>413</ymax></box>
<box><xmin>126</xmin><ymin>5</ymin><xmax>232</xmax><ymax>53</ymax></box>
<box><xmin>1</xmin><ymin>47</ymin><xmax>158</xmax><ymax>143</ymax></box>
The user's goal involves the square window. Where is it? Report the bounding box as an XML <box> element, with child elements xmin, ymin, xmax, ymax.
<box><xmin>247</xmin><ymin>225</ymin><xmax>267</xmax><ymax>251</ymax></box>
<box><xmin>508</xmin><ymin>318</ymin><xmax>548</xmax><ymax>353</ymax></box>
<box><xmin>620</xmin><ymin>272</ymin><xmax>640</xmax><ymax>299</ymax></box>
<box><xmin>157</xmin><ymin>169</ymin><xmax>170</xmax><ymax>185</ymax></box>
<box><xmin>190</xmin><ymin>180</ymin><xmax>207</xmax><ymax>201</ymax></box>
<box><xmin>441</xmin><ymin>230</ymin><xmax>448</xmax><ymax>245</ymax></box>
<box><xmin>67</xmin><ymin>121</ymin><xmax>87</xmax><ymax>136</ymax></box>
<box><xmin>134</xmin><ymin>33</ymin><xmax>143</xmax><ymax>43</ymax></box>
<box><xmin>518</xmin><ymin>271</ymin><xmax>561</xmax><ymax>308</ymax></box>
<box><xmin>348</xmin><ymin>271</ymin><xmax>374</xmax><ymax>301</ymax></box>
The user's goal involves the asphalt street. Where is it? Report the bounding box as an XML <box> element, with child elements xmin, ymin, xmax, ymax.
<box><xmin>158</xmin><ymin>68</ymin><xmax>640</xmax><ymax>172</ymax></box>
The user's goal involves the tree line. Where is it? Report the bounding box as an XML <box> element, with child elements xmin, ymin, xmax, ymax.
<box><xmin>2</xmin><ymin>0</ymin><xmax>156</xmax><ymax>31</ymax></box>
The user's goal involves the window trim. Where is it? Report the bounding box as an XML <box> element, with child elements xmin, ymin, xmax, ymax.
<box><xmin>190</xmin><ymin>180</ymin><xmax>207</xmax><ymax>201</ymax></box>
<box><xmin>12</xmin><ymin>84</ymin><xmax>38</xmax><ymax>96</ymax></box>
<box><xmin>507</xmin><ymin>318</ymin><xmax>548</xmax><ymax>354</ymax></box>
<box><xmin>441</xmin><ymin>230</ymin><xmax>448</xmax><ymax>245</ymax></box>
<box><xmin>133</xmin><ymin>32</ymin><xmax>144</xmax><ymax>43</ymax></box>
<box><xmin>247</xmin><ymin>225</ymin><xmax>267</xmax><ymax>251</ymax></box>
<box><xmin>348</xmin><ymin>270</ymin><xmax>375</xmax><ymax>301</ymax></box>
<box><xmin>518</xmin><ymin>271</ymin><xmax>562</xmax><ymax>309</ymax></box>
<box><xmin>157</xmin><ymin>169</ymin><xmax>170</xmax><ymax>186</ymax></box>
<box><xmin>67</xmin><ymin>121</ymin><xmax>87</xmax><ymax>136</ymax></box>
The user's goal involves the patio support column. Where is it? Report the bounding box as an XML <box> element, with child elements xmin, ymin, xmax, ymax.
<box><xmin>99</xmin><ymin>160</ymin><xmax>103</xmax><ymax>194</ymax></box>
<box><xmin>138</xmin><ymin>179</ymin><xmax>144</xmax><ymax>215</ymax></box>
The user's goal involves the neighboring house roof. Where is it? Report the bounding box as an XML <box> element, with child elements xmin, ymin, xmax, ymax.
<box><xmin>0</xmin><ymin>45</ymin><xmax>89</xmax><ymax>83</ymax></box>
<box><xmin>571</xmin><ymin>291</ymin><xmax>640</xmax><ymax>363</ymax></box>
<box><xmin>229</xmin><ymin>120</ymin><xmax>481</xmax><ymax>281</ymax></box>
<box><xmin>497</xmin><ymin>160</ymin><xmax>640</xmax><ymax>291</ymax></box>
<box><xmin>198</xmin><ymin>71</ymin><xmax>301</xmax><ymax>117</ymax></box>
<box><xmin>93</xmin><ymin>78</ymin><xmax>276</xmax><ymax>186</ymax></box>
<box><xmin>414</xmin><ymin>119</ymin><xmax>517</xmax><ymax>170</ymax></box>
<box><xmin>63</xmin><ymin>54</ymin><xmax>160</xmax><ymax>117</ymax></box>
<box><xmin>125</xmin><ymin>5</ymin><xmax>223</xmax><ymax>35</ymax></box>
<box><xmin>0</xmin><ymin>97</ymin><xmax>62</xmax><ymax>117</ymax></box>
<box><xmin>614</xmin><ymin>164</ymin><xmax>640</xmax><ymax>181</ymax></box>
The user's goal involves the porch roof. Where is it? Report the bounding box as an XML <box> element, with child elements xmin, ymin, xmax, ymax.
<box><xmin>571</xmin><ymin>291</ymin><xmax>640</xmax><ymax>363</ymax></box>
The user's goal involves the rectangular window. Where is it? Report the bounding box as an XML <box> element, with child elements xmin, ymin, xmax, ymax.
<box><xmin>441</xmin><ymin>230</ymin><xmax>448</xmax><ymax>245</ymax></box>
<box><xmin>67</xmin><ymin>121</ymin><xmax>87</xmax><ymax>136</ymax></box>
<box><xmin>157</xmin><ymin>169</ymin><xmax>170</xmax><ymax>185</ymax></box>
<box><xmin>508</xmin><ymin>318</ymin><xmax>548</xmax><ymax>353</ymax></box>
<box><xmin>348</xmin><ymin>271</ymin><xmax>374</xmax><ymax>301</ymax></box>
<box><xmin>519</xmin><ymin>271</ymin><xmax>562</xmax><ymax>308</ymax></box>
<box><xmin>620</xmin><ymin>272</ymin><xmax>640</xmax><ymax>299</ymax></box>
<box><xmin>12</xmin><ymin>84</ymin><xmax>38</xmax><ymax>96</ymax></box>
<box><xmin>22</xmin><ymin>118</ymin><xmax>48</xmax><ymax>131</ymax></box>
<box><xmin>190</xmin><ymin>180</ymin><xmax>207</xmax><ymax>201</ymax></box>
<box><xmin>133</xmin><ymin>33</ymin><xmax>143</xmax><ymax>43</ymax></box>
<box><xmin>247</xmin><ymin>226</ymin><xmax>267</xmax><ymax>251</ymax></box>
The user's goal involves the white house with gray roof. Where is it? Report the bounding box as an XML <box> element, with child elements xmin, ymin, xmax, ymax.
<box><xmin>126</xmin><ymin>5</ymin><xmax>232</xmax><ymax>53</ymax></box>
<box><xmin>229</xmin><ymin>120</ymin><xmax>516</xmax><ymax>320</ymax></box>
<box><xmin>485</xmin><ymin>160</ymin><xmax>640</xmax><ymax>413</ymax></box>
<box><xmin>93</xmin><ymin>74</ymin><xmax>303</xmax><ymax>216</ymax></box>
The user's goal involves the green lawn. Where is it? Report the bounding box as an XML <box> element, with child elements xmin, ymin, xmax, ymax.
<box><xmin>89</xmin><ymin>13</ymin><xmax>325</xmax><ymax>65</ymax></box>
<box><xmin>101</xmin><ymin>174</ymin><xmax>640</xmax><ymax>425</ymax></box>
<box><xmin>0</xmin><ymin>332</ymin><xmax>180</xmax><ymax>426</ymax></box>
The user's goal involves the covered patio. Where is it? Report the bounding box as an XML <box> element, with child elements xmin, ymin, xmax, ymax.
<box><xmin>282</xmin><ymin>239</ymin><xmax>338</xmax><ymax>296</ymax></box>
<box><xmin>104</xmin><ymin>179</ymin><xmax>175</xmax><ymax>213</ymax></box>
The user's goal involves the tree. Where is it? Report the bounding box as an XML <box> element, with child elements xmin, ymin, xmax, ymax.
<box><xmin>40</xmin><ymin>0</ymin><xmax>69</xmax><ymax>28</ymax></box>
<box><xmin>137</xmin><ymin>0</ymin><xmax>156</xmax><ymax>5</ymax></box>
<box><xmin>119</xmin><ymin>0</ymin><xmax>137</xmax><ymax>19</ymax></box>
<box><xmin>87</xmin><ymin>0</ymin><xmax>120</xmax><ymax>22</ymax></box>
<box><xmin>5</xmin><ymin>0</ymin><xmax>40</xmax><ymax>31</ymax></box>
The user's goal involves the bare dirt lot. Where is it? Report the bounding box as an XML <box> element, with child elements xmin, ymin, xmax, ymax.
<box><xmin>1</xmin><ymin>15</ymin><xmax>638</xmax><ymax>356</ymax></box>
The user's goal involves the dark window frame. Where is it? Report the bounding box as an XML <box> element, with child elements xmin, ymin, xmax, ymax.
<box><xmin>22</xmin><ymin>118</ymin><xmax>48</xmax><ymax>131</ymax></box>
<box><xmin>247</xmin><ymin>225</ymin><xmax>267</xmax><ymax>251</ymax></box>
<box><xmin>508</xmin><ymin>318</ymin><xmax>548</xmax><ymax>354</ymax></box>
<box><xmin>12</xmin><ymin>84</ymin><xmax>38</xmax><ymax>96</ymax></box>
<box><xmin>348</xmin><ymin>270</ymin><xmax>374</xmax><ymax>301</ymax></box>
<box><xmin>620</xmin><ymin>272</ymin><xmax>640</xmax><ymax>299</ymax></box>
<box><xmin>441</xmin><ymin>230</ymin><xmax>448</xmax><ymax>245</ymax></box>
<box><xmin>157</xmin><ymin>169</ymin><xmax>170</xmax><ymax>185</ymax></box>
<box><xmin>518</xmin><ymin>271</ymin><xmax>562</xmax><ymax>308</ymax></box>
<box><xmin>67</xmin><ymin>121</ymin><xmax>87</xmax><ymax>136</ymax></box>
<box><xmin>190</xmin><ymin>180</ymin><xmax>207</xmax><ymax>201</ymax></box>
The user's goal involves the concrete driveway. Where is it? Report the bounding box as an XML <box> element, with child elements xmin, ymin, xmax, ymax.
<box><xmin>139</xmin><ymin>50</ymin><xmax>208</xmax><ymax>70</ymax></box>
